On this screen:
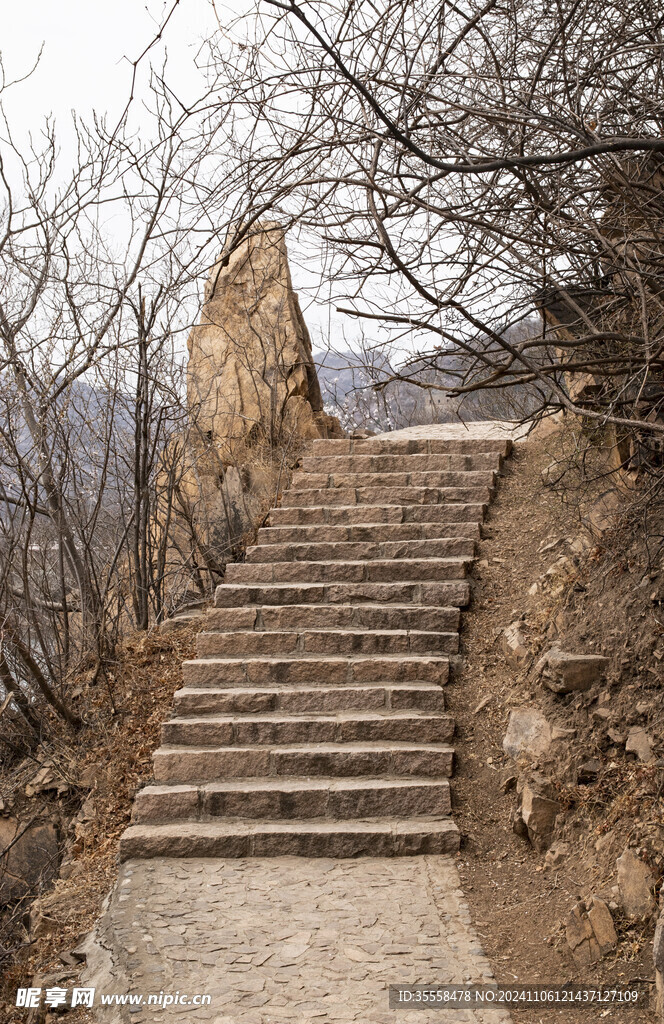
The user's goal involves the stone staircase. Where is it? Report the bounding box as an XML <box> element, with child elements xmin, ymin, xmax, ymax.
<box><xmin>121</xmin><ymin>434</ymin><xmax>511</xmax><ymax>859</ymax></box>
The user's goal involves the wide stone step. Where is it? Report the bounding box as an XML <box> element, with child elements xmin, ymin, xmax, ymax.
<box><xmin>153</xmin><ymin>741</ymin><xmax>455</xmax><ymax>783</ymax></box>
<box><xmin>300</xmin><ymin>453</ymin><xmax>502</xmax><ymax>474</ymax></box>
<box><xmin>174</xmin><ymin>684</ymin><xmax>447</xmax><ymax>716</ymax></box>
<box><xmin>182</xmin><ymin>655</ymin><xmax>449</xmax><ymax>687</ymax></box>
<box><xmin>269</xmin><ymin>502</ymin><xmax>487</xmax><ymax>526</ymax></box>
<box><xmin>162</xmin><ymin>711</ymin><xmax>455</xmax><ymax>746</ymax></box>
<box><xmin>290</xmin><ymin>470</ymin><xmax>496</xmax><ymax>490</ymax></box>
<box><xmin>257</xmin><ymin>521</ymin><xmax>481</xmax><ymax>543</ymax></box>
<box><xmin>213</xmin><ymin>580</ymin><xmax>471</xmax><ymax>609</ymax></box>
<box><xmin>225</xmin><ymin>557</ymin><xmax>469</xmax><ymax>584</ymax></box>
<box><xmin>310</xmin><ymin>437</ymin><xmax>511</xmax><ymax>455</ymax></box>
<box><xmin>133</xmin><ymin>777</ymin><xmax>452</xmax><ymax>823</ymax></box>
<box><xmin>206</xmin><ymin>603</ymin><xmax>461</xmax><ymax>633</ymax></box>
<box><xmin>280</xmin><ymin>485</ymin><xmax>492</xmax><ymax>507</ymax></box>
<box><xmin>196</xmin><ymin>629</ymin><xmax>458</xmax><ymax>658</ymax></box>
<box><xmin>245</xmin><ymin>537</ymin><xmax>475</xmax><ymax>563</ymax></box>
<box><xmin>119</xmin><ymin>817</ymin><xmax>460</xmax><ymax>860</ymax></box>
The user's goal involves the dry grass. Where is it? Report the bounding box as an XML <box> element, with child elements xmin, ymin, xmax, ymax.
<box><xmin>0</xmin><ymin>623</ymin><xmax>203</xmax><ymax>1023</ymax></box>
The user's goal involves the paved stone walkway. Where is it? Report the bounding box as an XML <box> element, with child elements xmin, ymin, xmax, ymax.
<box><xmin>85</xmin><ymin>856</ymin><xmax>511</xmax><ymax>1023</ymax></box>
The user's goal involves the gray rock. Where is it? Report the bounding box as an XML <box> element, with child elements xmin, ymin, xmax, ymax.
<box><xmin>616</xmin><ymin>849</ymin><xmax>655</xmax><ymax>919</ymax></box>
<box><xmin>518</xmin><ymin>774</ymin><xmax>561</xmax><ymax>851</ymax></box>
<box><xmin>536</xmin><ymin>648</ymin><xmax>609</xmax><ymax>693</ymax></box>
<box><xmin>625</xmin><ymin>726</ymin><xmax>654</xmax><ymax>763</ymax></box>
<box><xmin>503</xmin><ymin>709</ymin><xmax>552</xmax><ymax>761</ymax></box>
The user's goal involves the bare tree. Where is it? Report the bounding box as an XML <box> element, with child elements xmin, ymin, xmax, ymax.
<box><xmin>204</xmin><ymin>0</ymin><xmax>664</xmax><ymax>464</ymax></box>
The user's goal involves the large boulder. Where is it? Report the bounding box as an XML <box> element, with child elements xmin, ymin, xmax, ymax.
<box><xmin>187</xmin><ymin>221</ymin><xmax>342</xmax><ymax>451</ymax></box>
<box><xmin>0</xmin><ymin>817</ymin><xmax>58</xmax><ymax>901</ymax></box>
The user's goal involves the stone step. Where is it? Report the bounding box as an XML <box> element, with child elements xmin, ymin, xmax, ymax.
<box><xmin>174</xmin><ymin>684</ymin><xmax>446</xmax><ymax>716</ymax></box>
<box><xmin>182</xmin><ymin>654</ymin><xmax>449</xmax><ymax>687</ymax></box>
<box><xmin>225</xmin><ymin>557</ymin><xmax>469</xmax><ymax>584</ymax></box>
<box><xmin>290</xmin><ymin>470</ymin><xmax>496</xmax><ymax>491</ymax></box>
<box><xmin>310</xmin><ymin>437</ymin><xmax>511</xmax><ymax>455</ymax></box>
<box><xmin>280</xmin><ymin>485</ymin><xmax>492</xmax><ymax>507</ymax></box>
<box><xmin>120</xmin><ymin>817</ymin><xmax>460</xmax><ymax>860</ymax></box>
<box><xmin>269</xmin><ymin>502</ymin><xmax>486</xmax><ymax>526</ymax></box>
<box><xmin>162</xmin><ymin>711</ymin><xmax>455</xmax><ymax>747</ymax></box>
<box><xmin>213</xmin><ymin>580</ymin><xmax>471</xmax><ymax>609</ymax></box>
<box><xmin>153</xmin><ymin>742</ymin><xmax>455</xmax><ymax>783</ymax></box>
<box><xmin>133</xmin><ymin>777</ymin><xmax>452</xmax><ymax>823</ymax></box>
<box><xmin>245</xmin><ymin>537</ymin><xmax>475</xmax><ymax>563</ymax></box>
<box><xmin>300</xmin><ymin>453</ymin><xmax>502</xmax><ymax>474</ymax></box>
<box><xmin>196</xmin><ymin>629</ymin><xmax>458</xmax><ymax>658</ymax></box>
<box><xmin>257</xmin><ymin>522</ymin><xmax>481</xmax><ymax>543</ymax></box>
<box><xmin>206</xmin><ymin>603</ymin><xmax>461</xmax><ymax>633</ymax></box>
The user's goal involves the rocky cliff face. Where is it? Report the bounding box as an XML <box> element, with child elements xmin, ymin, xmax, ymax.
<box><xmin>187</xmin><ymin>221</ymin><xmax>342</xmax><ymax>454</ymax></box>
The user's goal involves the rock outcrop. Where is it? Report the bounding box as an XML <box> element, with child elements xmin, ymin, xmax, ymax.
<box><xmin>159</xmin><ymin>223</ymin><xmax>343</xmax><ymax>604</ymax></box>
<box><xmin>187</xmin><ymin>222</ymin><xmax>342</xmax><ymax>453</ymax></box>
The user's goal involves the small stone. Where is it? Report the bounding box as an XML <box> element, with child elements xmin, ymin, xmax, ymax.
<box><xmin>544</xmin><ymin>840</ymin><xmax>569</xmax><ymax>869</ymax></box>
<box><xmin>551</xmin><ymin>726</ymin><xmax>575</xmax><ymax>741</ymax></box>
<box><xmin>616</xmin><ymin>849</ymin><xmax>656</xmax><ymax>918</ymax></box>
<box><xmin>625</xmin><ymin>727</ymin><xmax>654</xmax><ymax>763</ymax></box>
<box><xmin>577</xmin><ymin>758</ymin><xmax>601</xmax><ymax>784</ymax></box>
<box><xmin>502</xmin><ymin>622</ymin><xmax>529</xmax><ymax>668</ymax></box>
<box><xmin>501</xmin><ymin>774</ymin><xmax>518</xmax><ymax>793</ymax></box>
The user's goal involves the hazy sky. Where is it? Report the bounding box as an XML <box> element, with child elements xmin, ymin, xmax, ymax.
<box><xmin>0</xmin><ymin>0</ymin><xmax>239</xmax><ymax>130</ymax></box>
<box><xmin>0</xmin><ymin>0</ymin><xmax>370</xmax><ymax>354</ymax></box>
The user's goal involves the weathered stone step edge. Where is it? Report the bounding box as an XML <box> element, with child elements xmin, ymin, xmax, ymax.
<box><xmin>299</xmin><ymin>453</ymin><xmax>502</xmax><ymax>472</ymax></box>
<box><xmin>279</xmin><ymin>486</ymin><xmax>493</xmax><ymax>508</ymax></box>
<box><xmin>290</xmin><ymin>470</ymin><xmax>497</xmax><ymax>489</ymax></box>
<box><xmin>269</xmin><ymin>503</ymin><xmax>488</xmax><ymax>526</ymax></box>
<box><xmin>132</xmin><ymin>777</ymin><xmax>452</xmax><ymax>823</ymax></box>
<box><xmin>310</xmin><ymin>437</ymin><xmax>511</xmax><ymax>455</ymax></box>
<box><xmin>225</xmin><ymin>557</ymin><xmax>470</xmax><ymax>583</ymax></box>
<box><xmin>162</xmin><ymin>710</ymin><xmax>455</xmax><ymax>746</ymax></box>
<box><xmin>153</xmin><ymin>742</ymin><xmax>455</xmax><ymax>782</ymax></box>
<box><xmin>173</xmin><ymin>684</ymin><xmax>447</xmax><ymax>715</ymax></box>
<box><xmin>245</xmin><ymin>538</ymin><xmax>476</xmax><ymax>563</ymax></box>
<box><xmin>206</xmin><ymin>603</ymin><xmax>461</xmax><ymax>632</ymax></box>
<box><xmin>213</xmin><ymin>581</ymin><xmax>471</xmax><ymax>609</ymax></box>
<box><xmin>257</xmin><ymin>522</ymin><xmax>481</xmax><ymax>541</ymax></box>
<box><xmin>182</xmin><ymin>655</ymin><xmax>450</xmax><ymax>687</ymax></box>
<box><xmin>119</xmin><ymin>817</ymin><xmax>461</xmax><ymax>860</ymax></box>
<box><xmin>195</xmin><ymin>629</ymin><xmax>459</xmax><ymax>657</ymax></box>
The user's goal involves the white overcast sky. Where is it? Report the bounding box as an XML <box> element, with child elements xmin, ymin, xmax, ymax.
<box><xmin>0</xmin><ymin>0</ymin><xmax>388</xmax><ymax>357</ymax></box>
<box><xmin>0</xmin><ymin>0</ymin><xmax>247</xmax><ymax>133</ymax></box>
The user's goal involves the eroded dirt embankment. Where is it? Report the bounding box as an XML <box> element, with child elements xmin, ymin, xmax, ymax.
<box><xmin>449</xmin><ymin>430</ymin><xmax>662</xmax><ymax>1024</ymax></box>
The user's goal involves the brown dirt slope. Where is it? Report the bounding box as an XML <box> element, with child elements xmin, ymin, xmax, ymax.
<box><xmin>449</xmin><ymin>429</ymin><xmax>663</xmax><ymax>1023</ymax></box>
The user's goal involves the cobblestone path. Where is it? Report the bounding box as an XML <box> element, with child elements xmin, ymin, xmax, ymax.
<box><xmin>86</xmin><ymin>856</ymin><xmax>511</xmax><ymax>1023</ymax></box>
